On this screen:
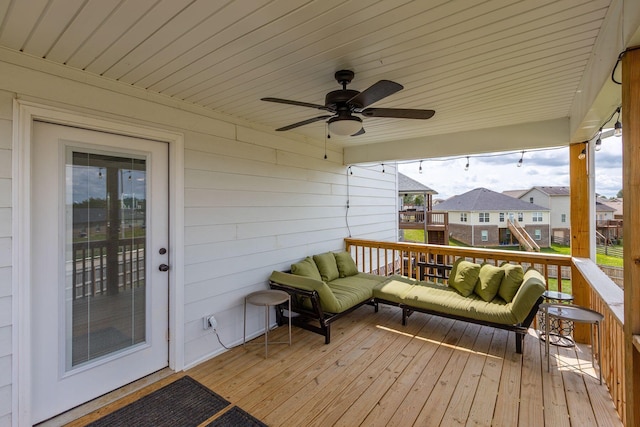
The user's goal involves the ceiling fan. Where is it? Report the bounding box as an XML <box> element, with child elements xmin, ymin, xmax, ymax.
<box><xmin>261</xmin><ymin>70</ymin><xmax>435</xmax><ymax>136</ymax></box>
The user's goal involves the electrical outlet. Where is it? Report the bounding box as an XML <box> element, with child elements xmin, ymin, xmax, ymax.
<box><xmin>203</xmin><ymin>314</ymin><xmax>217</xmax><ymax>330</ymax></box>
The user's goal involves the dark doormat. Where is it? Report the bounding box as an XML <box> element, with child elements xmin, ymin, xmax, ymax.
<box><xmin>86</xmin><ymin>376</ymin><xmax>230</xmax><ymax>427</ymax></box>
<box><xmin>205</xmin><ymin>406</ymin><xmax>268</xmax><ymax>427</ymax></box>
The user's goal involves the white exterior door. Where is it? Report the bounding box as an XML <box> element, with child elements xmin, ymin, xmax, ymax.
<box><xmin>31</xmin><ymin>122</ymin><xmax>170</xmax><ymax>423</ymax></box>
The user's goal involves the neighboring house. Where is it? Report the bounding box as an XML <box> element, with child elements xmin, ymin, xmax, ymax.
<box><xmin>433</xmin><ymin>188</ymin><xmax>550</xmax><ymax>248</ymax></box>
<box><xmin>518</xmin><ymin>186</ymin><xmax>571</xmax><ymax>244</ymax></box>
<box><xmin>397</xmin><ymin>173</ymin><xmax>447</xmax><ymax>244</ymax></box>
<box><xmin>596</xmin><ymin>197</ymin><xmax>623</xmax><ymax>243</ymax></box>
<box><xmin>597</xmin><ymin>196</ymin><xmax>623</xmax><ymax>219</ymax></box>
<box><xmin>515</xmin><ymin>186</ymin><xmax>620</xmax><ymax>244</ymax></box>
<box><xmin>398</xmin><ymin>173</ymin><xmax>437</xmax><ymax>210</ymax></box>
<box><xmin>502</xmin><ymin>189</ymin><xmax>528</xmax><ymax>199</ymax></box>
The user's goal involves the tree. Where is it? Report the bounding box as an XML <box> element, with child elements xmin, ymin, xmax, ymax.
<box><xmin>617</xmin><ymin>189</ymin><xmax>623</xmax><ymax>198</ymax></box>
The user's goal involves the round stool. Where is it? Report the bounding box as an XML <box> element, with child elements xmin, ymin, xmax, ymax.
<box><xmin>541</xmin><ymin>303</ymin><xmax>604</xmax><ymax>384</ymax></box>
<box><xmin>243</xmin><ymin>289</ymin><xmax>291</xmax><ymax>358</ymax></box>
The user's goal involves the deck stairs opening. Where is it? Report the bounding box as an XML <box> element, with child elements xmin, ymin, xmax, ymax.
<box><xmin>507</xmin><ymin>219</ymin><xmax>540</xmax><ymax>252</ymax></box>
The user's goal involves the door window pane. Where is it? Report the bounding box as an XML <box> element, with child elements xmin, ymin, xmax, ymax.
<box><xmin>66</xmin><ymin>150</ymin><xmax>147</xmax><ymax>369</ymax></box>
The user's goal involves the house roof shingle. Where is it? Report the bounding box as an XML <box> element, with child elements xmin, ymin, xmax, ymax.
<box><xmin>433</xmin><ymin>188</ymin><xmax>548</xmax><ymax>212</ymax></box>
<box><xmin>398</xmin><ymin>173</ymin><xmax>437</xmax><ymax>195</ymax></box>
<box><xmin>530</xmin><ymin>186</ymin><xmax>571</xmax><ymax>196</ymax></box>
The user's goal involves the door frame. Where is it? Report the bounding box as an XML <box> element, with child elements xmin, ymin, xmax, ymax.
<box><xmin>12</xmin><ymin>100</ymin><xmax>185</xmax><ymax>426</ymax></box>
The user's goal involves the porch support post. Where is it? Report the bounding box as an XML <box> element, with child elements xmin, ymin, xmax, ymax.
<box><xmin>622</xmin><ymin>46</ymin><xmax>640</xmax><ymax>427</ymax></box>
<box><xmin>569</xmin><ymin>142</ymin><xmax>591</xmax><ymax>343</ymax></box>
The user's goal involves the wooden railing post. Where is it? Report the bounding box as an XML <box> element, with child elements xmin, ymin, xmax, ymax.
<box><xmin>570</xmin><ymin>142</ymin><xmax>592</xmax><ymax>343</ymax></box>
<box><xmin>622</xmin><ymin>45</ymin><xmax>640</xmax><ymax>427</ymax></box>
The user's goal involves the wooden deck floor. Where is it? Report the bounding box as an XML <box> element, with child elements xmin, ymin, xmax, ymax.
<box><xmin>69</xmin><ymin>305</ymin><xmax>622</xmax><ymax>427</ymax></box>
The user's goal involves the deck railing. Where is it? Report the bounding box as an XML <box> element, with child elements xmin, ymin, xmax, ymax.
<box><xmin>573</xmin><ymin>257</ymin><xmax>626</xmax><ymax>425</ymax></box>
<box><xmin>344</xmin><ymin>238</ymin><xmax>625</xmax><ymax>425</ymax></box>
<box><xmin>344</xmin><ymin>238</ymin><xmax>571</xmax><ymax>291</ymax></box>
<box><xmin>71</xmin><ymin>238</ymin><xmax>146</xmax><ymax>299</ymax></box>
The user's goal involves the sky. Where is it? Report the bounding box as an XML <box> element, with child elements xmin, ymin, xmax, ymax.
<box><xmin>398</xmin><ymin>136</ymin><xmax>623</xmax><ymax>200</ymax></box>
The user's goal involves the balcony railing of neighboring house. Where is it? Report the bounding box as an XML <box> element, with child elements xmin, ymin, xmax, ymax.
<box><xmin>71</xmin><ymin>238</ymin><xmax>146</xmax><ymax>299</ymax></box>
<box><xmin>344</xmin><ymin>238</ymin><xmax>626</xmax><ymax>424</ymax></box>
<box><xmin>398</xmin><ymin>210</ymin><xmax>448</xmax><ymax>228</ymax></box>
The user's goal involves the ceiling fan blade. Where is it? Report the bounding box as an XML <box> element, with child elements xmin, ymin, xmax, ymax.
<box><xmin>361</xmin><ymin>108</ymin><xmax>435</xmax><ymax>119</ymax></box>
<box><xmin>347</xmin><ymin>80</ymin><xmax>403</xmax><ymax>108</ymax></box>
<box><xmin>261</xmin><ymin>97</ymin><xmax>331</xmax><ymax>111</ymax></box>
<box><xmin>275</xmin><ymin>115</ymin><xmax>332</xmax><ymax>131</ymax></box>
<box><xmin>351</xmin><ymin>128</ymin><xmax>366</xmax><ymax>136</ymax></box>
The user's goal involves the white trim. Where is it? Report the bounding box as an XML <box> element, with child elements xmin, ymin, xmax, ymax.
<box><xmin>12</xmin><ymin>100</ymin><xmax>185</xmax><ymax>426</ymax></box>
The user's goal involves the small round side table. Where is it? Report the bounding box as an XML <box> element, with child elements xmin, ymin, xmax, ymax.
<box><xmin>538</xmin><ymin>290</ymin><xmax>574</xmax><ymax>346</ymax></box>
<box><xmin>243</xmin><ymin>289</ymin><xmax>291</xmax><ymax>358</ymax></box>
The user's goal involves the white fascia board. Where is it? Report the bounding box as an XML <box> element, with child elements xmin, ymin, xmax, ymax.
<box><xmin>569</xmin><ymin>0</ymin><xmax>640</xmax><ymax>142</ymax></box>
<box><xmin>344</xmin><ymin>118</ymin><xmax>569</xmax><ymax>165</ymax></box>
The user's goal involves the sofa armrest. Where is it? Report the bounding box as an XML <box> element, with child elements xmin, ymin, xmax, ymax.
<box><xmin>269</xmin><ymin>271</ymin><xmax>341</xmax><ymax>313</ymax></box>
<box><xmin>509</xmin><ymin>269</ymin><xmax>546</xmax><ymax>323</ymax></box>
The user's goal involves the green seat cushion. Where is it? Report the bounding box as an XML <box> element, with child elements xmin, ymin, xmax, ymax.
<box><xmin>449</xmin><ymin>259</ymin><xmax>481</xmax><ymax>297</ymax></box>
<box><xmin>402</xmin><ymin>281</ymin><xmax>519</xmax><ymax>325</ymax></box>
<box><xmin>330</xmin><ymin>273</ymin><xmax>387</xmax><ymax>292</ymax></box>
<box><xmin>313</xmin><ymin>252</ymin><xmax>340</xmax><ymax>282</ymax></box>
<box><xmin>498</xmin><ymin>263</ymin><xmax>525</xmax><ymax>303</ymax></box>
<box><xmin>326</xmin><ymin>282</ymin><xmax>372</xmax><ymax>309</ymax></box>
<box><xmin>373</xmin><ymin>275</ymin><xmax>417</xmax><ymax>304</ymax></box>
<box><xmin>474</xmin><ymin>263</ymin><xmax>505</xmax><ymax>302</ymax></box>
<box><xmin>333</xmin><ymin>251</ymin><xmax>359</xmax><ymax>277</ymax></box>
<box><xmin>290</xmin><ymin>256</ymin><xmax>322</xmax><ymax>281</ymax></box>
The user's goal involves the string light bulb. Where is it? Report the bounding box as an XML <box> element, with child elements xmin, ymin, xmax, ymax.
<box><xmin>381</xmin><ymin>163</ymin><xmax>385</xmax><ymax>173</ymax></box>
<box><xmin>578</xmin><ymin>147</ymin><xmax>587</xmax><ymax>160</ymax></box>
<box><xmin>418</xmin><ymin>160</ymin><xmax>423</xmax><ymax>174</ymax></box>
<box><xmin>613</xmin><ymin>107</ymin><xmax>622</xmax><ymax>137</ymax></box>
<box><xmin>517</xmin><ymin>151</ymin><xmax>524</xmax><ymax>167</ymax></box>
<box><xmin>464</xmin><ymin>156</ymin><xmax>469</xmax><ymax>171</ymax></box>
<box><xmin>595</xmin><ymin>128</ymin><xmax>602</xmax><ymax>151</ymax></box>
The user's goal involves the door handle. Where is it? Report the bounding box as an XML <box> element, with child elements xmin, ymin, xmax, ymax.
<box><xmin>159</xmin><ymin>264</ymin><xmax>170</xmax><ymax>272</ymax></box>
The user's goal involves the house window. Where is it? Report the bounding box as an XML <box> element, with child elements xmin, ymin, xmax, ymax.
<box><xmin>460</xmin><ymin>213</ymin><xmax>467</xmax><ymax>222</ymax></box>
<box><xmin>534</xmin><ymin>229</ymin><xmax>542</xmax><ymax>241</ymax></box>
<box><xmin>533</xmin><ymin>212</ymin><xmax>543</xmax><ymax>222</ymax></box>
<box><xmin>529</xmin><ymin>197</ymin><xmax>534</xmax><ymax>203</ymax></box>
<box><xmin>518</xmin><ymin>212</ymin><xmax>523</xmax><ymax>222</ymax></box>
<box><xmin>481</xmin><ymin>230</ymin><xmax>488</xmax><ymax>241</ymax></box>
<box><xmin>561</xmin><ymin>213</ymin><xmax>566</xmax><ymax>223</ymax></box>
<box><xmin>499</xmin><ymin>212</ymin><xmax>505</xmax><ymax>222</ymax></box>
<box><xmin>479</xmin><ymin>212</ymin><xmax>489</xmax><ymax>223</ymax></box>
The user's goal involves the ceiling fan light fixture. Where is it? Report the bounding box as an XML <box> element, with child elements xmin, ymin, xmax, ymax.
<box><xmin>328</xmin><ymin>116</ymin><xmax>362</xmax><ymax>136</ymax></box>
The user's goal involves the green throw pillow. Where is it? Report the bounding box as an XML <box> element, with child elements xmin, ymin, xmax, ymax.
<box><xmin>291</xmin><ymin>257</ymin><xmax>322</xmax><ymax>282</ymax></box>
<box><xmin>333</xmin><ymin>251</ymin><xmax>359</xmax><ymax>277</ymax></box>
<box><xmin>449</xmin><ymin>258</ymin><xmax>481</xmax><ymax>297</ymax></box>
<box><xmin>313</xmin><ymin>252</ymin><xmax>340</xmax><ymax>282</ymax></box>
<box><xmin>474</xmin><ymin>263</ymin><xmax>505</xmax><ymax>302</ymax></box>
<box><xmin>498</xmin><ymin>263</ymin><xmax>524</xmax><ymax>302</ymax></box>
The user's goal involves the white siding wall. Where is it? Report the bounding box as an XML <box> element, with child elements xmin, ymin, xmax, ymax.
<box><xmin>522</xmin><ymin>188</ymin><xmax>550</xmax><ymax>207</ymax></box>
<box><xmin>550</xmin><ymin>196</ymin><xmax>571</xmax><ymax>229</ymax></box>
<box><xmin>0</xmin><ymin>57</ymin><xmax>397</xmax><ymax>424</ymax></box>
<box><xmin>0</xmin><ymin>89</ymin><xmax>12</xmax><ymax>427</ymax></box>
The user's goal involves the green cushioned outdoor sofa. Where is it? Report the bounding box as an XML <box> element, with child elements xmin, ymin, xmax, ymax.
<box><xmin>268</xmin><ymin>252</ymin><xmax>546</xmax><ymax>353</ymax></box>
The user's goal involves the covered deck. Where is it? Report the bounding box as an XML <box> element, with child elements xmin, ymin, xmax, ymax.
<box><xmin>67</xmin><ymin>239</ymin><xmax>624</xmax><ymax>427</ymax></box>
<box><xmin>70</xmin><ymin>304</ymin><xmax>620</xmax><ymax>427</ymax></box>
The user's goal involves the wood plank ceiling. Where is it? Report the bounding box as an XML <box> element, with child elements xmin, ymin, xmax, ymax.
<box><xmin>0</xmin><ymin>0</ymin><xmax>613</xmax><ymax>147</ymax></box>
